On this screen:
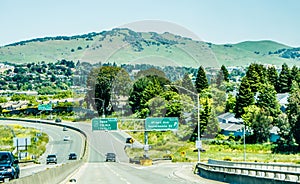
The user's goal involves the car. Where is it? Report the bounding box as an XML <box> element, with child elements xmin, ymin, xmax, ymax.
<box><xmin>68</xmin><ymin>152</ymin><xmax>77</xmax><ymax>160</ymax></box>
<box><xmin>55</xmin><ymin>118</ymin><xmax>62</xmax><ymax>123</ymax></box>
<box><xmin>105</xmin><ymin>153</ymin><xmax>116</xmax><ymax>162</ymax></box>
<box><xmin>63</xmin><ymin>135</ymin><xmax>71</xmax><ymax>141</ymax></box>
<box><xmin>0</xmin><ymin>151</ymin><xmax>20</xmax><ymax>182</ymax></box>
<box><xmin>63</xmin><ymin>126</ymin><xmax>67</xmax><ymax>131</ymax></box>
<box><xmin>46</xmin><ymin>154</ymin><xmax>57</xmax><ymax>164</ymax></box>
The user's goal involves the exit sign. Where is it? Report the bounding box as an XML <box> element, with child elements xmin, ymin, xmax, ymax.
<box><xmin>92</xmin><ymin>118</ymin><xmax>118</xmax><ymax>131</ymax></box>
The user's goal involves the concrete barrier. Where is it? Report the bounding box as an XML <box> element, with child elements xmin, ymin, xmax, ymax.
<box><xmin>9</xmin><ymin>160</ymin><xmax>83</xmax><ymax>184</ymax></box>
<box><xmin>0</xmin><ymin>118</ymin><xmax>88</xmax><ymax>184</ymax></box>
<box><xmin>196</xmin><ymin>162</ymin><xmax>300</xmax><ymax>184</ymax></box>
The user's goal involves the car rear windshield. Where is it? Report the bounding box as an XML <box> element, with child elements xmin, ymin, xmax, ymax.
<box><xmin>0</xmin><ymin>153</ymin><xmax>11</xmax><ymax>164</ymax></box>
<box><xmin>47</xmin><ymin>155</ymin><xmax>56</xmax><ymax>158</ymax></box>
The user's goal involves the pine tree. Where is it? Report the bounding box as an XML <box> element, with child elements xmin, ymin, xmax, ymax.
<box><xmin>181</xmin><ymin>73</ymin><xmax>196</xmax><ymax>95</ymax></box>
<box><xmin>235</xmin><ymin>77</ymin><xmax>254</xmax><ymax>118</ymax></box>
<box><xmin>256</xmin><ymin>83</ymin><xmax>280</xmax><ymax>117</ymax></box>
<box><xmin>221</xmin><ymin>65</ymin><xmax>229</xmax><ymax>82</ymax></box>
<box><xmin>245</xmin><ymin>63</ymin><xmax>261</xmax><ymax>93</ymax></box>
<box><xmin>290</xmin><ymin>65</ymin><xmax>299</xmax><ymax>87</ymax></box>
<box><xmin>267</xmin><ymin>66</ymin><xmax>278</xmax><ymax>89</ymax></box>
<box><xmin>277</xmin><ymin>63</ymin><xmax>290</xmax><ymax>93</ymax></box>
<box><xmin>195</xmin><ymin>66</ymin><xmax>209</xmax><ymax>93</ymax></box>
<box><xmin>215</xmin><ymin>70</ymin><xmax>224</xmax><ymax>89</ymax></box>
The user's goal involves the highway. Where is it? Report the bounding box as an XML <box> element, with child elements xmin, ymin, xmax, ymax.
<box><xmin>60</xmin><ymin>121</ymin><xmax>226</xmax><ymax>184</ymax></box>
<box><xmin>1</xmin><ymin>119</ymin><xmax>225</xmax><ymax>183</ymax></box>
<box><xmin>0</xmin><ymin>119</ymin><xmax>85</xmax><ymax>178</ymax></box>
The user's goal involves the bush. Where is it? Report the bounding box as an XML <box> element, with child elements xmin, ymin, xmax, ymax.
<box><xmin>223</xmin><ymin>156</ymin><xmax>232</xmax><ymax>161</ymax></box>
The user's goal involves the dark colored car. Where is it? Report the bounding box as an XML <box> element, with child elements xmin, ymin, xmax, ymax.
<box><xmin>105</xmin><ymin>153</ymin><xmax>116</xmax><ymax>162</ymax></box>
<box><xmin>55</xmin><ymin>118</ymin><xmax>62</xmax><ymax>123</ymax></box>
<box><xmin>46</xmin><ymin>154</ymin><xmax>57</xmax><ymax>164</ymax></box>
<box><xmin>0</xmin><ymin>151</ymin><xmax>20</xmax><ymax>182</ymax></box>
<box><xmin>68</xmin><ymin>153</ymin><xmax>77</xmax><ymax>160</ymax></box>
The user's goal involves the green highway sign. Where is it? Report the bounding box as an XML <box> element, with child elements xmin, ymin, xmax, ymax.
<box><xmin>92</xmin><ymin>118</ymin><xmax>118</xmax><ymax>131</ymax></box>
<box><xmin>38</xmin><ymin>104</ymin><xmax>52</xmax><ymax>111</ymax></box>
<box><xmin>145</xmin><ymin>117</ymin><xmax>179</xmax><ymax>131</ymax></box>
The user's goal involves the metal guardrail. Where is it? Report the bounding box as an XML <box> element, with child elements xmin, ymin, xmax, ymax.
<box><xmin>197</xmin><ymin>160</ymin><xmax>300</xmax><ymax>184</ymax></box>
<box><xmin>208</xmin><ymin>159</ymin><xmax>300</xmax><ymax>172</ymax></box>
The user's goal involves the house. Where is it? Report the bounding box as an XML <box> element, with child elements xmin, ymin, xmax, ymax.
<box><xmin>219</xmin><ymin>122</ymin><xmax>245</xmax><ymax>137</ymax></box>
<box><xmin>217</xmin><ymin>112</ymin><xmax>243</xmax><ymax>124</ymax></box>
<box><xmin>218</xmin><ymin>112</ymin><xmax>279</xmax><ymax>142</ymax></box>
<box><xmin>276</xmin><ymin>93</ymin><xmax>289</xmax><ymax>112</ymax></box>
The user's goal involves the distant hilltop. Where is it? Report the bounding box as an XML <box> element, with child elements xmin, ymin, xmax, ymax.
<box><xmin>0</xmin><ymin>28</ymin><xmax>299</xmax><ymax>67</ymax></box>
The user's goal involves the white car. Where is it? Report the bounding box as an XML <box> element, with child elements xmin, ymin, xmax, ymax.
<box><xmin>63</xmin><ymin>135</ymin><xmax>71</xmax><ymax>141</ymax></box>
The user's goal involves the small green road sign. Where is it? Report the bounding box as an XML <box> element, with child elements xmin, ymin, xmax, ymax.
<box><xmin>92</xmin><ymin>118</ymin><xmax>118</xmax><ymax>131</ymax></box>
<box><xmin>38</xmin><ymin>104</ymin><xmax>52</xmax><ymax>111</ymax></box>
<box><xmin>145</xmin><ymin>117</ymin><xmax>179</xmax><ymax>131</ymax></box>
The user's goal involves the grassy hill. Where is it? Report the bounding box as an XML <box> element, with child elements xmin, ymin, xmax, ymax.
<box><xmin>0</xmin><ymin>28</ymin><xmax>299</xmax><ymax>67</ymax></box>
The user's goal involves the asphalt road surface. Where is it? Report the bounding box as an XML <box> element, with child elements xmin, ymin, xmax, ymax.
<box><xmin>0</xmin><ymin>119</ymin><xmax>85</xmax><ymax>178</ymax></box>
<box><xmin>59</xmin><ymin>121</ymin><xmax>226</xmax><ymax>184</ymax></box>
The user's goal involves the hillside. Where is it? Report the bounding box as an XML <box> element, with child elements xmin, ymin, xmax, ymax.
<box><xmin>0</xmin><ymin>28</ymin><xmax>299</xmax><ymax>67</ymax></box>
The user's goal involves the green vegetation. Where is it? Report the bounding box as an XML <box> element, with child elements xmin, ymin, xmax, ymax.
<box><xmin>0</xmin><ymin>124</ymin><xmax>48</xmax><ymax>160</ymax></box>
<box><xmin>0</xmin><ymin>28</ymin><xmax>299</xmax><ymax>67</ymax></box>
<box><xmin>124</xmin><ymin>130</ymin><xmax>300</xmax><ymax>163</ymax></box>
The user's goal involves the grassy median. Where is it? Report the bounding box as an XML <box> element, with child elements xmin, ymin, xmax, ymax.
<box><xmin>0</xmin><ymin>124</ymin><xmax>49</xmax><ymax>160</ymax></box>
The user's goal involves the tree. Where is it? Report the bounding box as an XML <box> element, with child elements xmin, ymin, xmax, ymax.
<box><xmin>273</xmin><ymin>113</ymin><xmax>298</xmax><ymax>153</ymax></box>
<box><xmin>215</xmin><ymin>70</ymin><xmax>225</xmax><ymax>90</ymax></box>
<box><xmin>211</xmin><ymin>87</ymin><xmax>226</xmax><ymax>115</ymax></box>
<box><xmin>242</xmin><ymin>105</ymin><xmax>271</xmax><ymax>143</ymax></box>
<box><xmin>287</xmin><ymin>81</ymin><xmax>300</xmax><ymax>149</ymax></box>
<box><xmin>221</xmin><ymin>65</ymin><xmax>229</xmax><ymax>82</ymax></box>
<box><xmin>267</xmin><ymin>66</ymin><xmax>278</xmax><ymax>89</ymax></box>
<box><xmin>195</xmin><ymin>66</ymin><xmax>208</xmax><ymax>93</ymax></box>
<box><xmin>85</xmin><ymin>66</ymin><xmax>123</xmax><ymax>116</ymax></box>
<box><xmin>182</xmin><ymin>73</ymin><xmax>196</xmax><ymax>94</ymax></box>
<box><xmin>225</xmin><ymin>93</ymin><xmax>236</xmax><ymax>113</ymax></box>
<box><xmin>290</xmin><ymin>65</ymin><xmax>299</xmax><ymax>87</ymax></box>
<box><xmin>256</xmin><ymin>83</ymin><xmax>280</xmax><ymax>117</ymax></box>
<box><xmin>203</xmin><ymin>109</ymin><xmax>220</xmax><ymax>139</ymax></box>
<box><xmin>135</xmin><ymin>68</ymin><xmax>167</xmax><ymax>80</ymax></box>
<box><xmin>235</xmin><ymin>77</ymin><xmax>254</xmax><ymax>118</ymax></box>
<box><xmin>110</xmin><ymin>69</ymin><xmax>132</xmax><ymax>114</ymax></box>
<box><xmin>277</xmin><ymin>63</ymin><xmax>290</xmax><ymax>93</ymax></box>
<box><xmin>245</xmin><ymin>63</ymin><xmax>262</xmax><ymax>93</ymax></box>
<box><xmin>128</xmin><ymin>75</ymin><xmax>170</xmax><ymax>117</ymax></box>
<box><xmin>189</xmin><ymin>97</ymin><xmax>212</xmax><ymax>141</ymax></box>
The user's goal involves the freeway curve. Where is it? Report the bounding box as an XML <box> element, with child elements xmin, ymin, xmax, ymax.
<box><xmin>0</xmin><ymin>119</ymin><xmax>85</xmax><ymax>178</ymax></box>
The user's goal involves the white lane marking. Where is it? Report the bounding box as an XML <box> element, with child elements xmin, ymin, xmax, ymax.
<box><xmin>104</xmin><ymin>163</ymin><xmax>131</xmax><ymax>184</ymax></box>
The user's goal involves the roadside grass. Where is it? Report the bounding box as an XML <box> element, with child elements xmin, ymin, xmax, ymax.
<box><xmin>121</xmin><ymin>119</ymin><xmax>300</xmax><ymax>164</ymax></box>
<box><xmin>0</xmin><ymin>124</ymin><xmax>48</xmax><ymax>160</ymax></box>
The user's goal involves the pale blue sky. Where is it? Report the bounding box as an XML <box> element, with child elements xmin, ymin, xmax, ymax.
<box><xmin>1</xmin><ymin>0</ymin><xmax>300</xmax><ymax>47</ymax></box>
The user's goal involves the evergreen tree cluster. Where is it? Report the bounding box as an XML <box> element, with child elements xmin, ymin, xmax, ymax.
<box><xmin>234</xmin><ymin>63</ymin><xmax>300</xmax><ymax>151</ymax></box>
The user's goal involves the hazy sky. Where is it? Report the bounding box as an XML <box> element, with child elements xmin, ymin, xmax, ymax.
<box><xmin>1</xmin><ymin>0</ymin><xmax>300</xmax><ymax>47</ymax></box>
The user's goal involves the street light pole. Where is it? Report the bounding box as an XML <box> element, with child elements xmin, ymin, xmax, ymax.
<box><xmin>165</xmin><ymin>84</ymin><xmax>201</xmax><ymax>163</ymax></box>
<box><xmin>197</xmin><ymin>92</ymin><xmax>201</xmax><ymax>163</ymax></box>
<box><xmin>244</xmin><ymin>124</ymin><xmax>246</xmax><ymax>161</ymax></box>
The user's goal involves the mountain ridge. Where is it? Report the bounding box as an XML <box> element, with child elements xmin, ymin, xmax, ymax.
<box><xmin>0</xmin><ymin>28</ymin><xmax>299</xmax><ymax>67</ymax></box>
